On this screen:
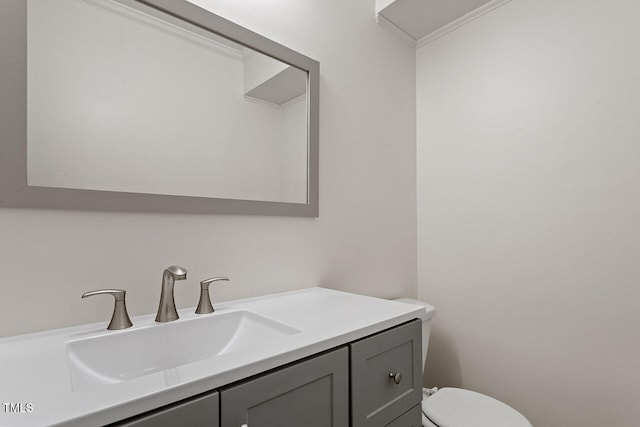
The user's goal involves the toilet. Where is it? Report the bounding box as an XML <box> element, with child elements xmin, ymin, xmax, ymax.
<box><xmin>394</xmin><ymin>298</ymin><xmax>533</xmax><ymax>427</ymax></box>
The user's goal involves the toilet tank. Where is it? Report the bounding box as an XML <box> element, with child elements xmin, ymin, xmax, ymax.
<box><xmin>393</xmin><ymin>298</ymin><xmax>436</xmax><ymax>371</ymax></box>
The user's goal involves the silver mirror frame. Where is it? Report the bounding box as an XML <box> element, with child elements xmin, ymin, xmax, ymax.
<box><xmin>0</xmin><ymin>0</ymin><xmax>319</xmax><ymax>217</ymax></box>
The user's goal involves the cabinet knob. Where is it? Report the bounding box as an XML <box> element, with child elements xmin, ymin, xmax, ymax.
<box><xmin>389</xmin><ymin>372</ymin><xmax>403</xmax><ymax>385</ymax></box>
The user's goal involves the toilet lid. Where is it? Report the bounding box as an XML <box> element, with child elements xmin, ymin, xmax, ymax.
<box><xmin>422</xmin><ymin>388</ymin><xmax>532</xmax><ymax>427</ymax></box>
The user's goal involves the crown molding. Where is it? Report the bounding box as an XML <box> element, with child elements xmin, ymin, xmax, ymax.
<box><xmin>375</xmin><ymin>13</ymin><xmax>417</xmax><ymax>48</ymax></box>
<box><xmin>82</xmin><ymin>0</ymin><xmax>243</xmax><ymax>58</ymax></box>
<box><xmin>416</xmin><ymin>0</ymin><xmax>513</xmax><ymax>48</ymax></box>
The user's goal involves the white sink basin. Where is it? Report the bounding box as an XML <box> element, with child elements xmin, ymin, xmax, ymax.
<box><xmin>66</xmin><ymin>310</ymin><xmax>300</xmax><ymax>392</ymax></box>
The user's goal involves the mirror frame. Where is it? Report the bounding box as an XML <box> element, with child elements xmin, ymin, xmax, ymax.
<box><xmin>0</xmin><ymin>0</ymin><xmax>319</xmax><ymax>216</ymax></box>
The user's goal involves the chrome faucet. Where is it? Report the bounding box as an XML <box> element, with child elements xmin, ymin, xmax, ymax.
<box><xmin>155</xmin><ymin>266</ymin><xmax>187</xmax><ymax>322</ymax></box>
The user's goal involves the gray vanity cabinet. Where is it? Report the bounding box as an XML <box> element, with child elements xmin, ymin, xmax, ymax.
<box><xmin>112</xmin><ymin>391</ymin><xmax>219</xmax><ymax>427</ymax></box>
<box><xmin>386</xmin><ymin>404</ymin><xmax>422</xmax><ymax>427</ymax></box>
<box><xmin>220</xmin><ymin>346</ymin><xmax>349</xmax><ymax>427</ymax></box>
<box><xmin>110</xmin><ymin>320</ymin><xmax>421</xmax><ymax>427</ymax></box>
<box><xmin>350</xmin><ymin>320</ymin><xmax>422</xmax><ymax>426</ymax></box>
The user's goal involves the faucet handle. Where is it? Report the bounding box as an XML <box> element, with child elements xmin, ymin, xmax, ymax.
<box><xmin>82</xmin><ymin>289</ymin><xmax>133</xmax><ymax>330</ymax></box>
<box><xmin>82</xmin><ymin>289</ymin><xmax>126</xmax><ymax>300</ymax></box>
<box><xmin>196</xmin><ymin>277</ymin><xmax>229</xmax><ymax>314</ymax></box>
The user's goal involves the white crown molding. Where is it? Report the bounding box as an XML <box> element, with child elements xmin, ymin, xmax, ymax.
<box><xmin>82</xmin><ymin>0</ymin><xmax>243</xmax><ymax>58</ymax></box>
<box><xmin>242</xmin><ymin>47</ymin><xmax>256</xmax><ymax>60</ymax></box>
<box><xmin>416</xmin><ymin>0</ymin><xmax>513</xmax><ymax>48</ymax></box>
<box><xmin>375</xmin><ymin>13</ymin><xmax>417</xmax><ymax>48</ymax></box>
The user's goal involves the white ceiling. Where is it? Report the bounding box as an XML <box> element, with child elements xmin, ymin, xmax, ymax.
<box><xmin>378</xmin><ymin>0</ymin><xmax>496</xmax><ymax>40</ymax></box>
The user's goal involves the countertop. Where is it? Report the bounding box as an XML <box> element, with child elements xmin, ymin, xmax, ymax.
<box><xmin>0</xmin><ymin>287</ymin><xmax>429</xmax><ymax>426</ymax></box>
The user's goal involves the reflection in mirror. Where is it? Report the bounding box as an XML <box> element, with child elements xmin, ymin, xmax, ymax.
<box><xmin>27</xmin><ymin>0</ymin><xmax>309</xmax><ymax>203</ymax></box>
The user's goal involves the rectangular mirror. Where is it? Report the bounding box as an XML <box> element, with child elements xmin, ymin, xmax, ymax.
<box><xmin>0</xmin><ymin>0</ymin><xmax>319</xmax><ymax>216</ymax></box>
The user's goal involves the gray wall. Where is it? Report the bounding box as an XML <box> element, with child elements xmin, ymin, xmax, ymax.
<box><xmin>0</xmin><ymin>0</ymin><xmax>417</xmax><ymax>337</ymax></box>
<box><xmin>417</xmin><ymin>0</ymin><xmax>640</xmax><ymax>426</ymax></box>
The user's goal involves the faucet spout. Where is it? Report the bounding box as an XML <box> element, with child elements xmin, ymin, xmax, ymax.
<box><xmin>155</xmin><ymin>265</ymin><xmax>187</xmax><ymax>322</ymax></box>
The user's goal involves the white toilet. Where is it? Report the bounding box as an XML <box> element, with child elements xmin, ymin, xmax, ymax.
<box><xmin>394</xmin><ymin>298</ymin><xmax>533</xmax><ymax>427</ymax></box>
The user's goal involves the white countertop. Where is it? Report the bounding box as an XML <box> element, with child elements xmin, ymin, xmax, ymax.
<box><xmin>0</xmin><ymin>287</ymin><xmax>427</xmax><ymax>426</ymax></box>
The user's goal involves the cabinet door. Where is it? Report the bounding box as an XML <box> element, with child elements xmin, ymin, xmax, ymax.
<box><xmin>386</xmin><ymin>404</ymin><xmax>422</xmax><ymax>427</ymax></box>
<box><xmin>350</xmin><ymin>319</ymin><xmax>422</xmax><ymax>427</ymax></box>
<box><xmin>221</xmin><ymin>347</ymin><xmax>349</xmax><ymax>427</ymax></box>
<box><xmin>112</xmin><ymin>391</ymin><xmax>219</xmax><ymax>427</ymax></box>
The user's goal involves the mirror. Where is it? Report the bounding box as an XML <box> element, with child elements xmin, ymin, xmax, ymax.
<box><xmin>0</xmin><ymin>0</ymin><xmax>319</xmax><ymax>216</ymax></box>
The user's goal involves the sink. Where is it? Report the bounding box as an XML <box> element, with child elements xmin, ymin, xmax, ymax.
<box><xmin>66</xmin><ymin>310</ymin><xmax>300</xmax><ymax>392</ymax></box>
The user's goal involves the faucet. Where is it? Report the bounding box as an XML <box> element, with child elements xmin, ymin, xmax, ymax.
<box><xmin>155</xmin><ymin>265</ymin><xmax>187</xmax><ymax>322</ymax></box>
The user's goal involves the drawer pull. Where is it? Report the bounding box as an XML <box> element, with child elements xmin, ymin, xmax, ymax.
<box><xmin>389</xmin><ymin>372</ymin><xmax>403</xmax><ymax>385</ymax></box>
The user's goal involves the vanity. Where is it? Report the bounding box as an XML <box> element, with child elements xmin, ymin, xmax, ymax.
<box><xmin>0</xmin><ymin>288</ymin><xmax>425</xmax><ymax>426</ymax></box>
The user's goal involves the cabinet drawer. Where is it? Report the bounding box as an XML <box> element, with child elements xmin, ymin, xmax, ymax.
<box><xmin>386</xmin><ymin>404</ymin><xmax>422</xmax><ymax>427</ymax></box>
<box><xmin>350</xmin><ymin>319</ymin><xmax>422</xmax><ymax>427</ymax></box>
